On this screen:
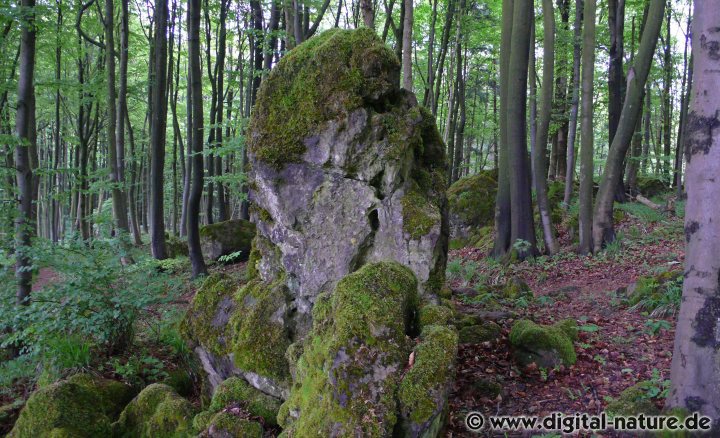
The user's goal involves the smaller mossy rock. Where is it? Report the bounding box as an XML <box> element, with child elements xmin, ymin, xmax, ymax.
<box><xmin>637</xmin><ymin>176</ymin><xmax>668</xmax><ymax>197</ymax></box>
<box><xmin>208</xmin><ymin>377</ymin><xmax>281</xmax><ymax>427</ymax></box>
<box><xmin>199</xmin><ymin>219</ymin><xmax>256</xmax><ymax>262</ymax></box>
<box><xmin>472</xmin><ymin>379</ymin><xmax>502</xmax><ymax>399</ymax></box>
<box><xmin>180</xmin><ymin>272</ymin><xmax>291</xmax><ymax>397</ymax></box>
<box><xmin>112</xmin><ymin>383</ymin><xmax>195</xmax><ymax>438</ymax></box>
<box><xmin>447</xmin><ymin>170</ymin><xmax>498</xmax><ymax>242</ymax></box>
<box><xmin>509</xmin><ymin>319</ymin><xmax>578</xmax><ymax>368</ymax></box>
<box><xmin>278</xmin><ymin>261</ymin><xmax>419</xmax><ymax>437</ymax></box>
<box><xmin>605</xmin><ymin>382</ymin><xmax>660</xmax><ymax>416</ymax></box>
<box><xmin>9</xmin><ymin>374</ymin><xmax>134</xmax><ymax>438</ymax></box>
<box><xmin>165</xmin><ymin>234</ymin><xmax>189</xmax><ymax>259</ymax></box>
<box><xmin>418</xmin><ymin>304</ymin><xmax>454</xmax><ymax>328</ymax></box>
<box><xmin>458</xmin><ymin>322</ymin><xmax>502</xmax><ymax>344</ymax></box>
<box><xmin>201</xmin><ymin>412</ymin><xmax>263</xmax><ymax>438</ymax></box>
<box><xmin>502</xmin><ymin>277</ymin><xmax>533</xmax><ymax>300</ymax></box>
<box><xmin>398</xmin><ymin>325</ymin><xmax>458</xmax><ymax>436</ymax></box>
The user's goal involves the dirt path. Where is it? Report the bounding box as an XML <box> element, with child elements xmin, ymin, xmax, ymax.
<box><xmin>446</xmin><ymin>218</ymin><xmax>683</xmax><ymax>437</ymax></box>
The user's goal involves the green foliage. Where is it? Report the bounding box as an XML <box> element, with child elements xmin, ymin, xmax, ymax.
<box><xmin>629</xmin><ymin>271</ymin><xmax>683</xmax><ymax>317</ymax></box>
<box><xmin>217</xmin><ymin>250</ymin><xmax>244</xmax><ymax>264</ymax></box>
<box><xmin>0</xmin><ymin>239</ymin><xmax>182</xmax><ymax>383</ymax></box>
<box><xmin>644</xmin><ymin>319</ymin><xmax>672</xmax><ymax>336</ymax></box>
<box><xmin>615</xmin><ymin>202</ymin><xmax>665</xmax><ymax>223</ymax></box>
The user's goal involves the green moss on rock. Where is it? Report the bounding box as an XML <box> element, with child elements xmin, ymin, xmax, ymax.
<box><xmin>9</xmin><ymin>374</ymin><xmax>134</xmax><ymax>438</ymax></box>
<box><xmin>447</xmin><ymin>170</ymin><xmax>498</xmax><ymax>229</ymax></box>
<box><xmin>509</xmin><ymin>319</ymin><xmax>578</xmax><ymax>367</ymax></box>
<box><xmin>402</xmin><ymin>184</ymin><xmax>441</xmax><ymax>239</ymax></box>
<box><xmin>398</xmin><ymin>325</ymin><xmax>458</xmax><ymax>427</ymax></box>
<box><xmin>249</xmin><ymin>28</ymin><xmax>400</xmax><ymax>169</ymax></box>
<box><xmin>208</xmin><ymin>377</ymin><xmax>281</xmax><ymax>427</ymax></box>
<box><xmin>418</xmin><ymin>304</ymin><xmax>454</xmax><ymax>328</ymax></box>
<box><xmin>278</xmin><ymin>261</ymin><xmax>418</xmax><ymax>436</ymax></box>
<box><xmin>165</xmin><ymin>234</ymin><xmax>189</xmax><ymax>259</ymax></box>
<box><xmin>229</xmin><ymin>278</ymin><xmax>291</xmax><ymax>383</ymax></box>
<box><xmin>458</xmin><ymin>322</ymin><xmax>501</xmax><ymax>344</ymax></box>
<box><xmin>112</xmin><ymin>383</ymin><xmax>195</xmax><ymax>438</ymax></box>
<box><xmin>204</xmin><ymin>412</ymin><xmax>263</xmax><ymax>438</ymax></box>
<box><xmin>605</xmin><ymin>383</ymin><xmax>660</xmax><ymax>416</ymax></box>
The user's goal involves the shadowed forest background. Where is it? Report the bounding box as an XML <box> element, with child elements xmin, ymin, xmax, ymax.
<box><xmin>1</xmin><ymin>0</ymin><xmax>719</xmax><ymax>435</ymax></box>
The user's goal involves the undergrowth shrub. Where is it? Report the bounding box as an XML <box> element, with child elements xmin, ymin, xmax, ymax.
<box><xmin>0</xmin><ymin>238</ymin><xmax>182</xmax><ymax>382</ymax></box>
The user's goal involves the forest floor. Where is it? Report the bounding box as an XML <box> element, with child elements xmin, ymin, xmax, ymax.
<box><xmin>446</xmin><ymin>202</ymin><xmax>685</xmax><ymax>437</ymax></box>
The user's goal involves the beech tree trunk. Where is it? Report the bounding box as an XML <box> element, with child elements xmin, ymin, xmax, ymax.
<box><xmin>534</xmin><ymin>0</ymin><xmax>558</xmax><ymax>255</ymax></box>
<box><xmin>14</xmin><ymin>0</ymin><xmax>36</xmax><ymax>305</ymax></box>
<box><xmin>668</xmin><ymin>1</ymin><xmax>720</xmax><ymax>425</ymax></box>
<box><xmin>187</xmin><ymin>0</ymin><xmax>207</xmax><ymax>278</ymax></box>
<box><xmin>506</xmin><ymin>0</ymin><xmax>537</xmax><ymax>259</ymax></box>
<box><xmin>577</xmin><ymin>0</ymin><xmax>595</xmax><ymax>255</ymax></box>
<box><xmin>592</xmin><ymin>0</ymin><xmax>665</xmax><ymax>250</ymax></box>
<box><xmin>492</xmin><ymin>0</ymin><xmax>513</xmax><ymax>257</ymax></box>
<box><xmin>563</xmin><ymin>0</ymin><xmax>583</xmax><ymax>207</ymax></box>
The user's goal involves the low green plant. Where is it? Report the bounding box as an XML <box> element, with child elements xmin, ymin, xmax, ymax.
<box><xmin>218</xmin><ymin>250</ymin><xmax>245</xmax><ymax>264</ymax></box>
<box><xmin>615</xmin><ymin>202</ymin><xmax>664</xmax><ymax>224</ymax></box>
<box><xmin>644</xmin><ymin>319</ymin><xmax>672</xmax><ymax>336</ymax></box>
<box><xmin>446</xmin><ymin>259</ymin><xmax>462</xmax><ymax>279</ymax></box>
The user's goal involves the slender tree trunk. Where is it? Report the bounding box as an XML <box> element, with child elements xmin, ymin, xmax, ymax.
<box><xmin>492</xmin><ymin>0</ymin><xmax>513</xmax><ymax>257</ymax></box>
<box><xmin>661</xmin><ymin>3</ymin><xmax>672</xmax><ymax>179</ymax></box>
<box><xmin>422</xmin><ymin>0</ymin><xmax>437</xmax><ymax>108</ymax></box>
<box><xmin>14</xmin><ymin>0</ymin><xmax>36</xmax><ymax>305</ymax></box>
<box><xmin>668</xmin><ymin>1</ymin><xmax>720</xmax><ymax>425</ymax></box>
<box><xmin>577</xmin><ymin>0</ymin><xmax>595</xmax><ymax>254</ymax></box>
<box><xmin>592</xmin><ymin>0</ymin><xmax>665</xmax><ymax>249</ymax></box>
<box><xmin>534</xmin><ymin>0</ymin><xmax>559</xmax><ymax>255</ymax></box>
<box><xmin>188</xmin><ymin>0</ymin><xmax>207</xmax><ymax>278</ymax></box>
<box><xmin>673</xmin><ymin>9</ymin><xmax>692</xmax><ymax>193</ymax></box>
<box><xmin>563</xmin><ymin>0</ymin><xmax>583</xmax><ymax>207</ymax></box>
<box><xmin>215</xmin><ymin>0</ymin><xmax>228</xmax><ymax>222</ymax></box>
<box><xmin>106</xmin><ymin>0</ymin><xmax>133</xmax><ymax>263</ymax></box>
<box><xmin>150</xmin><ymin>0</ymin><xmax>169</xmax><ymax>259</ymax></box>
<box><xmin>51</xmin><ymin>0</ymin><xmax>62</xmax><ymax>243</ymax></box>
<box><xmin>401</xmin><ymin>0</ymin><xmax>413</xmax><ymax>90</ymax></box>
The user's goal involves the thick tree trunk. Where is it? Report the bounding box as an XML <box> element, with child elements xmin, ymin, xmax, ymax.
<box><xmin>563</xmin><ymin>0</ymin><xmax>583</xmax><ymax>207</ymax></box>
<box><xmin>534</xmin><ymin>0</ymin><xmax>558</xmax><ymax>255</ymax></box>
<box><xmin>492</xmin><ymin>0</ymin><xmax>513</xmax><ymax>257</ymax></box>
<box><xmin>14</xmin><ymin>0</ymin><xmax>36</xmax><ymax>305</ymax></box>
<box><xmin>506</xmin><ymin>0</ymin><xmax>537</xmax><ymax>259</ymax></box>
<box><xmin>577</xmin><ymin>0</ymin><xmax>595</xmax><ymax>255</ymax></box>
<box><xmin>187</xmin><ymin>0</ymin><xmax>207</xmax><ymax>278</ymax></box>
<box><xmin>592</xmin><ymin>0</ymin><xmax>665</xmax><ymax>250</ymax></box>
<box><xmin>668</xmin><ymin>2</ymin><xmax>720</xmax><ymax>426</ymax></box>
<box><xmin>361</xmin><ymin>0</ymin><xmax>374</xmax><ymax>28</ymax></box>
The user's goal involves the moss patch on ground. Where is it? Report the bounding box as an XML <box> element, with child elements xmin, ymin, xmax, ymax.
<box><xmin>605</xmin><ymin>382</ymin><xmax>661</xmax><ymax>416</ymax></box>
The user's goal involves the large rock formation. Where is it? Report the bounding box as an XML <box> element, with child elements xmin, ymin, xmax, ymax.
<box><xmin>183</xmin><ymin>28</ymin><xmax>456</xmax><ymax>437</ymax></box>
<box><xmin>447</xmin><ymin>169</ymin><xmax>497</xmax><ymax>244</ymax></box>
<box><xmin>247</xmin><ymin>27</ymin><xmax>449</xmax><ymax>335</ymax></box>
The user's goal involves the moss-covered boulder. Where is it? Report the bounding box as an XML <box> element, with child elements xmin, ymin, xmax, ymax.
<box><xmin>180</xmin><ymin>273</ymin><xmax>291</xmax><ymax>398</ymax></box>
<box><xmin>509</xmin><ymin>319</ymin><xmax>578</xmax><ymax>368</ymax></box>
<box><xmin>279</xmin><ymin>262</ymin><xmax>457</xmax><ymax>437</ymax></box>
<box><xmin>637</xmin><ymin>176</ymin><xmax>668</xmax><ymax>197</ymax></box>
<box><xmin>398</xmin><ymin>325</ymin><xmax>458</xmax><ymax>436</ymax></box>
<box><xmin>165</xmin><ymin>234</ymin><xmax>189</xmax><ymax>259</ymax></box>
<box><xmin>418</xmin><ymin>304</ymin><xmax>454</xmax><ymax>328</ymax></box>
<box><xmin>247</xmin><ymin>28</ymin><xmax>449</xmax><ymax>338</ymax></box>
<box><xmin>458</xmin><ymin>322</ymin><xmax>502</xmax><ymax>344</ymax></box>
<box><xmin>207</xmin><ymin>377</ymin><xmax>281</xmax><ymax>427</ymax></box>
<box><xmin>199</xmin><ymin>219</ymin><xmax>255</xmax><ymax>262</ymax></box>
<box><xmin>112</xmin><ymin>383</ymin><xmax>195</xmax><ymax>438</ymax></box>
<box><xmin>9</xmin><ymin>374</ymin><xmax>134</xmax><ymax>438</ymax></box>
<box><xmin>447</xmin><ymin>170</ymin><xmax>497</xmax><ymax>244</ymax></box>
<box><xmin>605</xmin><ymin>382</ymin><xmax>661</xmax><ymax>416</ymax></box>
